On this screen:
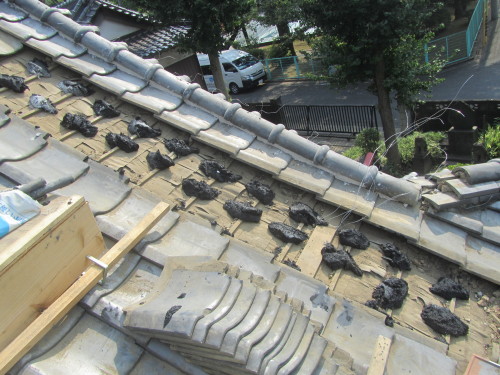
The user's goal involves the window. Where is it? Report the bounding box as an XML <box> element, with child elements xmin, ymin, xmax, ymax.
<box><xmin>201</xmin><ymin>65</ymin><xmax>212</xmax><ymax>75</ymax></box>
<box><xmin>222</xmin><ymin>63</ymin><xmax>238</xmax><ymax>73</ymax></box>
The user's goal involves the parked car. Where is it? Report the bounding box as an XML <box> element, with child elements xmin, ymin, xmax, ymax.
<box><xmin>197</xmin><ymin>49</ymin><xmax>267</xmax><ymax>94</ymax></box>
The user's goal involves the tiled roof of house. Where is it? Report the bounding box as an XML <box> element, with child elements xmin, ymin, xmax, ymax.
<box><xmin>119</xmin><ymin>25</ymin><xmax>190</xmax><ymax>58</ymax></box>
<box><xmin>0</xmin><ymin>0</ymin><xmax>499</xmax><ymax>374</ymax></box>
<box><xmin>56</xmin><ymin>0</ymin><xmax>156</xmax><ymax>25</ymax></box>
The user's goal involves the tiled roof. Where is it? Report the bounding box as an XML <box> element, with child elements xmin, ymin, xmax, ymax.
<box><xmin>0</xmin><ymin>0</ymin><xmax>499</xmax><ymax>373</ymax></box>
<box><xmin>119</xmin><ymin>25</ymin><xmax>189</xmax><ymax>58</ymax></box>
<box><xmin>57</xmin><ymin>0</ymin><xmax>157</xmax><ymax>25</ymax></box>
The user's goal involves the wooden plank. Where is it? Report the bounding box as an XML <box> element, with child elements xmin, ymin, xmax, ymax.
<box><xmin>0</xmin><ymin>195</ymin><xmax>85</xmax><ymax>274</ymax></box>
<box><xmin>295</xmin><ymin>225</ymin><xmax>336</xmax><ymax>277</ymax></box>
<box><xmin>366</xmin><ymin>335</ymin><xmax>392</xmax><ymax>375</ymax></box>
<box><xmin>0</xmin><ymin>196</ymin><xmax>103</xmax><ymax>351</ymax></box>
<box><xmin>0</xmin><ymin>201</ymin><xmax>170</xmax><ymax>375</ymax></box>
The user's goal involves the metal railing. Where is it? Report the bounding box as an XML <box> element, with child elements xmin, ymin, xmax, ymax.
<box><xmin>278</xmin><ymin>105</ymin><xmax>378</xmax><ymax>136</ymax></box>
<box><xmin>426</xmin><ymin>0</ymin><xmax>485</xmax><ymax>65</ymax></box>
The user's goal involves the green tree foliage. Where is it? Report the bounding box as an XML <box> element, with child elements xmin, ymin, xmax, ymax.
<box><xmin>482</xmin><ymin>121</ymin><xmax>500</xmax><ymax>159</ymax></box>
<box><xmin>300</xmin><ymin>0</ymin><xmax>445</xmax><ymax>167</ymax></box>
<box><xmin>257</xmin><ymin>0</ymin><xmax>302</xmax><ymax>56</ymax></box>
<box><xmin>133</xmin><ymin>0</ymin><xmax>255</xmax><ymax>97</ymax></box>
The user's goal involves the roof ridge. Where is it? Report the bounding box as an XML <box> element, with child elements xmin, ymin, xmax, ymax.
<box><xmin>8</xmin><ymin>0</ymin><xmax>422</xmax><ymax>206</ymax></box>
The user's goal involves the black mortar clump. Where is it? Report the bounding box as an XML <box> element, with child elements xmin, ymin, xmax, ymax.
<box><xmin>164</xmin><ymin>138</ymin><xmax>199</xmax><ymax>156</ymax></box>
<box><xmin>105</xmin><ymin>132</ymin><xmax>139</xmax><ymax>152</ymax></box>
<box><xmin>283</xmin><ymin>259</ymin><xmax>301</xmax><ymax>271</ymax></box>
<box><xmin>29</xmin><ymin>94</ymin><xmax>57</xmax><ymax>114</ymax></box>
<box><xmin>321</xmin><ymin>243</ymin><xmax>363</xmax><ymax>276</ymax></box>
<box><xmin>385</xmin><ymin>316</ymin><xmax>394</xmax><ymax>327</ymax></box>
<box><xmin>245</xmin><ymin>179</ymin><xmax>275</xmax><ymax>205</ymax></box>
<box><xmin>421</xmin><ymin>304</ymin><xmax>469</xmax><ymax>336</ymax></box>
<box><xmin>0</xmin><ymin>74</ymin><xmax>29</xmax><ymax>93</ymax></box>
<box><xmin>146</xmin><ymin>150</ymin><xmax>174</xmax><ymax>170</ymax></box>
<box><xmin>199</xmin><ymin>160</ymin><xmax>241</xmax><ymax>182</ymax></box>
<box><xmin>57</xmin><ymin>80</ymin><xmax>94</xmax><ymax>96</ymax></box>
<box><xmin>372</xmin><ymin>278</ymin><xmax>408</xmax><ymax>309</ymax></box>
<box><xmin>27</xmin><ymin>57</ymin><xmax>50</xmax><ymax>78</ymax></box>
<box><xmin>128</xmin><ymin>117</ymin><xmax>161</xmax><ymax>138</ymax></box>
<box><xmin>429</xmin><ymin>277</ymin><xmax>469</xmax><ymax>301</ymax></box>
<box><xmin>338</xmin><ymin>229</ymin><xmax>370</xmax><ymax>249</ymax></box>
<box><xmin>93</xmin><ymin>99</ymin><xmax>120</xmax><ymax>117</ymax></box>
<box><xmin>182</xmin><ymin>179</ymin><xmax>220</xmax><ymax>200</ymax></box>
<box><xmin>365</xmin><ymin>300</ymin><xmax>379</xmax><ymax>310</ymax></box>
<box><xmin>268</xmin><ymin>222</ymin><xmax>308</xmax><ymax>244</ymax></box>
<box><xmin>61</xmin><ymin>113</ymin><xmax>97</xmax><ymax>137</ymax></box>
<box><xmin>380</xmin><ymin>243</ymin><xmax>412</xmax><ymax>271</ymax></box>
<box><xmin>289</xmin><ymin>202</ymin><xmax>327</xmax><ymax>226</ymax></box>
<box><xmin>223</xmin><ymin>200</ymin><xmax>263</xmax><ymax>222</ymax></box>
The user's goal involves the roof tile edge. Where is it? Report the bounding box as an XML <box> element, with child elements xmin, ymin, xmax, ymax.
<box><xmin>8</xmin><ymin>0</ymin><xmax>422</xmax><ymax>206</ymax></box>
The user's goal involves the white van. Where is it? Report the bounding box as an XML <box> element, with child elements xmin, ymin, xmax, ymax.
<box><xmin>197</xmin><ymin>50</ymin><xmax>267</xmax><ymax>94</ymax></box>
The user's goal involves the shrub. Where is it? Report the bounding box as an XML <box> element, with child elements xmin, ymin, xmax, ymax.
<box><xmin>397</xmin><ymin>131</ymin><xmax>445</xmax><ymax>165</ymax></box>
<box><xmin>482</xmin><ymin>121</ymin><xmax>500</xmax><ymax>159</ymax></box>
<box><xmin>342</xmin><ymin>146</ymin><xmax>364</xmax><ymax>161</ymax></box>
<box><xmin>267</xmin><ymin>42</ymin><xmax>291</xmax><ymax>58</ymax></box>
<box><xmin>354</xmin><ymin>128</ymin><xmax>382</xmax><ymax>154</ymax></box>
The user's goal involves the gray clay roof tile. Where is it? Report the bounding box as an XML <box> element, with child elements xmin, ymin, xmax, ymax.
<box><xmin>0</xmin><ymin>1</ymin><xmax>27</xmax><ymax>21</ymax></box>
<box><xmin>0</xmin><ymin>30</ymin><xmax>23</xmax><ymax>56</ymax></box>
<box><xmin>25</xmin><ymin>34</ymin><xmax>87</xmax><ymax>58</ymax></box>
<box><xmin>0</xmin><ymin>17</ymin><xmax>57</xmax><ymax>41</ymax></box>
<box><xmin>56</xmin><ymin>52</ymin><xmax>116</xmax><ymax>76</ymax></box>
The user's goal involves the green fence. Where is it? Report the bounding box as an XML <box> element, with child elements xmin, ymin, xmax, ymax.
<box><xmin>262</xmin><ymin>55</ymin><xmax>327</xmax><ymax>80</ymax></box>
<box><xmin>425</xmin><ymin>0</ymin><xmax>486</xmax><ymax>65</ymax></box>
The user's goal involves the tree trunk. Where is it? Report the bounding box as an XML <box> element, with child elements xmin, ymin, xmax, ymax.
<box><xmin>374</xmin><ymin>59</ymin><xmax>401</xmax><ymax>168</ymax></box>
<box><xmin>242</xmin><ymin>26</ymin><xmax>251</xmax><ymax>46</ymax></box>
<box><xmin>276</xmin><ymin>22</ymin><xmax>296</xmax><ymax>56</ymax></box>
<box><xmin>208</xmin><ymin>52</ymin><xmax>228</xmax><ymax>98</ymax></box>
<box><xmin>454</xmin><ymin>0</ymin><xmax>467</xmax><ymax>19</ymax></box>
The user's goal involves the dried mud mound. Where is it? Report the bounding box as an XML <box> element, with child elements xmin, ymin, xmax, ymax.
<box><xmin>429</xmin><ymin>277</ymin><xmax>469</xmax><ymax>301</ymax></box>
<box><xmin>338</xmin><ymin>229</ymin><xmax>370</xmax><ymax>249</ymax></box>
<box><xmin>289</xmin><ymin>202</ymin><xmax>327</xmax><ymax>226</ymax></box>
<box><xmin>93</xmin><ymin>100</ymin><xmax>120</xmax><ymax>118</ymax></box>
<box><xmin>245</xmin><ymin>180</ymin><xmax>275</xmax><ymax>205</ymax></box>
<box><xmin>146</xmin><ymin>150</ymin><xmax>174</xmax><ymax>170</ymax></box>
<box><xmin>128</xmin><ymin>117</ymin><xmax>161</xmax><ymax>138</ymax></box>
<box><xmin>29</xmin><ymin>94</ymin><xmax>57</xmax><ymax>114</ymax></box>
<box><xmin>27</xmin><ymin>57</ymin><xmax>50</xmax><ymax>77</ymax></box>
<box><xmin>57</xmin><ymin>80</ymin><xmax>93</xmax><ymax>96</ymax></box>
<box><xmin>321</xmin><ymin>243</ymin><xmax>362</xmax><ymax>276</ymax></box>
<box><xmin>372</xmin><ymin>278</ymin><xmax>408</xmax><ymax>309</ymax></box>
<box><xmin>199</xmin><ymin>160</ymin><xmax>241</xmax><ymax>183</ymax></box>
<box><xmin>105</xmin><ymin>132</ymin><xmax>139</xmax><ymax>152</ymax></box>
<box><xmin>268</xmin><ymin>222</ymin><xmax>308</xmax><ymax>244</ymax></box>
<box><xmin>380</xmin><ymin>243</ymin><xmax>411</xmax><ymax>270</ymax></box>
<box><xmin>164</xmin><ymin>138</ymin><xmax>199</xmax><ymax>156</ymax></box>
<box><xmin>223</xmin><ymin>200</ymin><xmax>262</xmax><ymax>222</ymax></box>
<box><xmin>0</xmin><ymin>74</ymin><xmax>29</xmax><ymax>93</ymax></box>
<box><xmin>61</xmin><ymin>113</ymin><xmax>97</xmax><ymax>137</ymax></box>
<box><xmin>421</xmin><ymin>304</ymin><xmax>469</xmax><ymax>336</ymax></box>
<box><xmin>182</xmin><ymin>179</ymin><xmax>220</xmax><ymax>200</ymax></box>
